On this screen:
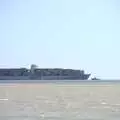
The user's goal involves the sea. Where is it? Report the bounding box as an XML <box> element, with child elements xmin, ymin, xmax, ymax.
<box><xmin>0</xmin><ymin>80</ymin><xmax>120</xmax><ymax>120</ymax></box>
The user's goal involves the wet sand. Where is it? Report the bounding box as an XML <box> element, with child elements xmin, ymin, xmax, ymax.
<box><xmin>0</xmin><ymin>83</ymin><xmax>120</xmax><ymax>120</ymax></box>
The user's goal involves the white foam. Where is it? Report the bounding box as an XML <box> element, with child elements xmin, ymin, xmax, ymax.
<box><xmin>101</xmin><ymin>102</ymin><xmax>107</xmax><ymax>105</ymax></box>
<box><xmin>40</xmin><ymin>113</ymin><xmax>45</xmax><ymax>118</ymax></box>
<box><xmin>91</xmin><ymin>106</ymin><xmax>97</xmax><ymax>108</ymax></box>
<box><xmin>0</xmin><ymin>98</ymin><xmax>8</xmax><ymax>101</ymax></box>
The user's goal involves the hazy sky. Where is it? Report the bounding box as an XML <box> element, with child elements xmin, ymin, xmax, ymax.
<box><xmin>0</xmin><ymin>0</ymin><xmax>120</xmax><ymax>79</ymax></box>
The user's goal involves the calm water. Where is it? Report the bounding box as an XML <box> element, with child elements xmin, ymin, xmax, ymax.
<box><xmin>0</xmin><ymin>80</ymin><xmax>120</xmax><ymax>120</ymax></box>
<box><xmin>0</xmin><ymin>79</ymin><xmax>120</xmax><ymax>84</ymax></box>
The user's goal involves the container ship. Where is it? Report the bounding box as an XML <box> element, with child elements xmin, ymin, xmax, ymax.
<box><xmin>0</xmin><ymin>64</ymin><xmax>90</xmax><ymax>80</ymax></box>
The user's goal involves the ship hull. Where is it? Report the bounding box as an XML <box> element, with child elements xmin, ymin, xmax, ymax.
<box><xmin>0</xmin><ymin>75</ymin><xmax>90</xmax><ymax>80</ymax></box>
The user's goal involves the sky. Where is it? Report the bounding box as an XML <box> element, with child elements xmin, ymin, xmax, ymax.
<box><xmin>0</xmin><ymin>0</ymin><xmax>120</xmax><ymax>79</ymax></box>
